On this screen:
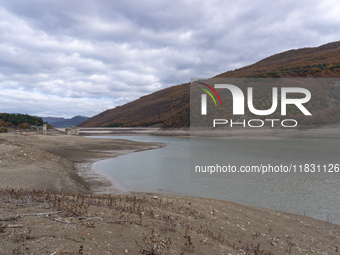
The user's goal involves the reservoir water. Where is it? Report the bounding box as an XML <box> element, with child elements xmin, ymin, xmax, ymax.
<box><xmin>92</xmin><ymin>135</ymin><xmax>340</xmax><ymax>224</ymax></box>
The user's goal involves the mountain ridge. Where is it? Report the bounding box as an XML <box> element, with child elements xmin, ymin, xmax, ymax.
<box><xmin>43</xmin><ymin>115</ymin><xmax>89</xmax><ymax>128</ymax></box>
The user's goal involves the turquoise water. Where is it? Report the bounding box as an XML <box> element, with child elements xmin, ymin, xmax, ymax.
<box><xmin>92</xmin><ymin>136</ymin><xmax>340</xmax><ymax>224</ymax></box>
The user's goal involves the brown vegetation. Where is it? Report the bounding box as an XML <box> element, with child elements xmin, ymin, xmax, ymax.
<box><xmin>217</xmin><ymin>41</ymin><xmax>340</xmax><ymax>78</ymax></box>
<box><xmin>1</xmin><ymin>188</ymin><xmax>339</xmax><ymax>254</ymax></box>
<box><xmin>78</xmin><ymin>41</ymin><xmax>340</xmax><ymax>128</ymax></box>
<box><xmin>78</xmin><ymin>84</ymin><xmax>190</xmax><ymax>128</ymax></box>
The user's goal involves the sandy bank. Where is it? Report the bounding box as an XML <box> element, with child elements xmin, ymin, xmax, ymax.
<box><xmin>0</xmin><ymin>133</ymin><xmax>163</xmax><ymax>193</ymax></box>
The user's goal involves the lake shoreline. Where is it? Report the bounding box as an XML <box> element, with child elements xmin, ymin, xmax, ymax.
<box><xmin>0</xmin><ymin>132</ymin><xmax>163</xmax><ymax>193</ymax></box>
<box><xmin>1</xmin><ymin>132</ymin><xmax>340</xmax><ymax>254</ymax></box>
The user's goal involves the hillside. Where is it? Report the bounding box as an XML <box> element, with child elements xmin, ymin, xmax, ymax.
<box><xmin>78</xmin><ymin>41</ymin><xmax>340</xmax><ymax>128</ymax></box>
<box><xmin>217</xmin><ymin>41</ymin><xmax>340</xmax><ymax>78</ymax></box>
<box><xmin>0</xmin><ymin>113</ymin><xmax>45</xmax><ymax>131</ymax></box>
<box><xmin>78</xmin><ymin>84</ymin><xmax>190</xmax><ymax>128</ymax></box>
<box><xmin>42</xmin><ymin>117</ymin><xmax>65</xmax><ymax>124</ymax></box>
<box><xmin>43</xmin><ymin>115</ymin><xmax>89</xmax><ymax>128</ymax></box>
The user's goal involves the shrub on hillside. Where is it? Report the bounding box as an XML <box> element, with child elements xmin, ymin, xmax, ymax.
<box><xmin>18</xmin><ymin>123</ymin><xmax>31</xmax><ymax>129</ymax></box>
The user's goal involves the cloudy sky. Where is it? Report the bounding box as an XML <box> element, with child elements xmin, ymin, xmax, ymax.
<box><xmin>0</xmin><ymin>0</ymin><xmax>339</xmax><ymax>118</ymax></box>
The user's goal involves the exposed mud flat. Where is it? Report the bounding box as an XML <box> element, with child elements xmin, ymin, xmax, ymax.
<box><xmin>0</xmin><ymin>133</ymin><xmax>162</xmax><ymax>193</ymax></box>
<box><xmin>1</xmin><ymin>132</ymin><xmax>340</xmax><ymax>254</ymax></box>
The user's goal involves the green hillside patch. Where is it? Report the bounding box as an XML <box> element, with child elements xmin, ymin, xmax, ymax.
<box><xmin>0</xmin><ymin>113</ymin><xmax>45</xmax><ymax>127</ymax></box>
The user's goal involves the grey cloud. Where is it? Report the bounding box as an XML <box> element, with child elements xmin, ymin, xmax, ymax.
<box><xmin>0</xmin><ymin>0</ymin><xmax>339</xmax><ymax>117</ymax></box>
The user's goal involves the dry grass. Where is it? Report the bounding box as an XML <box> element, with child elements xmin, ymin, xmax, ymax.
<box><xmin>1</xmin><ymin>188</ymin><xmax>340</xmax><ymax>254</ymax></box>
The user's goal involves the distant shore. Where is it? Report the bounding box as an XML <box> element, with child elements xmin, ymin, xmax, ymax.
<box><xmin>56</xmin><ymin>127</ymin><xmax>161</xmax><ymax>136</ymax></box>
<box><xmin>189</xmin><ymin>126</ymin><xmax>340</xmax><ymax>139</ymax></box>
<box><xmin>58</xmin><ymin>125</ymin><xmax>340</xmax><ymax>139</ymax></box>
